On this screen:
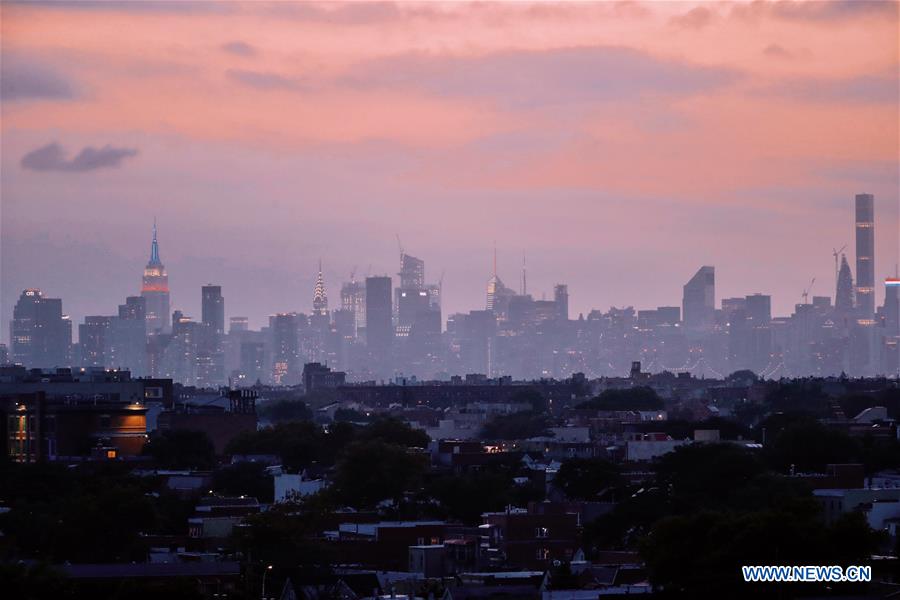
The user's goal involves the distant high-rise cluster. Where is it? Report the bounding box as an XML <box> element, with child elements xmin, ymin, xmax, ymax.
<box><xmin>6</xmin><ymin>193</ymin><xmax>900</xmax><ymax>384</ymax></box>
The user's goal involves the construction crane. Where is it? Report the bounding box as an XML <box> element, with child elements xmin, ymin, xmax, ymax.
<box><xmin>832</xmin><ymin>245</ymin><xmax>846</xmax><ymax>287</ymax></box>
<box><xmin>802</xmin><ymin>277</ymin><xmax>816</xmax><ymax>304</ymax></box>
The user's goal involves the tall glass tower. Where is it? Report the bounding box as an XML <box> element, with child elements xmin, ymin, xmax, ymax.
<box><xmin>855</xmin><ymin>193</ymin><xmax>875</xmax><ymax>317</ymax></box>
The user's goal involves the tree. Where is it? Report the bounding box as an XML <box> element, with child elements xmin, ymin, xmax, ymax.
<box><xmin>143</xmin><ymin>430</ymin><xmax>216</xmax><ymax>469</ymax></box>
<box><xmin>0</xmin><ymin>462</ymin><xmax>158</xmax><ymax>563</ymax></box>
<box><xmin>358</xmin><ymin>418</ymin><xmax>430</xmax><ymax>448</ymax></box>
<box><xmin>763</xmin><ymin>419</ymin><xmax>861</xmax><ymax>472</ymax></box>
<box><xmin>424</xmin><ymin>468</ymin><xmax>524</xmax><ymax>524</ymax></box>
<box><xmin>480</xmin><ymin>411</ymin><xmax>550</xmax><ymax>440</ymax></box>
<box><xmin>655</xmin><ymin>443</ymin><xmax>767</xmax><ymax>511</ymax></box>
<box><xmin>213</xmin><ymin>461</ymin><xmax>274</xmax><ymax>502</ymax></box>
<box><xmin>576</xmin><ymin>387</ymin><xmax>663</xmax><ymax>411</ymax></box>
<box><xmin>226</xmin><ymin>421</ymin><xmax>323</xmax><ymax>471</ymax></box>
<box><xmin>726</xmin><ymin>369</ymin><xmax>759</xmax><ymax>385</ymax></box>
<box><xmin>333</xmin><ymin>407</ymin><xmax>373</xmax><ymax>423</ymax></box>
<box><xmin>235</xmin><ymin>505</ymin><xmax>336</xmax><ymax>568</ymax></box>
<box><xmin>330</xmin><ymin>440</ymin><xmax>427</xmax><ymax>508</ymax></box>
<box><xmin>259</xmin><ymin>398</ymin><xmax>313</xmax><ymax>424</ymax></box>
<box><xmin>642</xmin><ymin>506</ymin><xmax>879</xmax><ymax>598</ymax></box>
<box><xmin>554</xmin><ymin>458</ymin><xmax>622</xmax><ymax>500</ymax></box>
<box><xmin>765</xmin><ymin>381</ymin><xmax>829</xmax><ymax>416</ymax></box>
<box><xmin>0</xmin><ymin>562</ymin><xmax>71</xmax><ymax>599</ymax></box>
<box><xmin>510</xmin><ymin>388</ymin><xmax>547</xmax><ymax>413</ymax></box>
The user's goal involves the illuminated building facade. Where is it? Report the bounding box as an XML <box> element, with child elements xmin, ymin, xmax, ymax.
<box><xmin>141</xmin><ymin>221</ymin><xmax>171</xmax><ymax>335</ymax></box>
<box><xmin>341</xmin><ymin>279</ymin><xmax>366</xmax><ymax>338</ymax></box>
<box><xmin>313</xmin><ymin>261</ymin><xmax>329</xmax><ymax>317</ymax></box>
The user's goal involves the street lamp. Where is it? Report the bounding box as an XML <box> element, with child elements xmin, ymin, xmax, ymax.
<box><xmin>261</xmin><ymin>564</ymin><xmax>273</xmax><ymax>600</ymax></box>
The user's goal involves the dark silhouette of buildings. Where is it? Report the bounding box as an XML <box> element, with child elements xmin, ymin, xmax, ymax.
<box><xmin>366</xmin><ymin>276</ymin><xmax>393</xmax><ymax>357</ymax></box>
<box><xmin>201</xmin><ymin>285</ymin><xmax>225</xmax><ymax>336</ymax></box>
<box><xmin>302</xmin><ymin>362</ymin><xmax>346</xmax><ymax>393</ymax></box>
<box><xmin>10</xmin><ymin>289</ymin><xmax>72</xmax><ymax>368</ymax></box>
<box><xmin>836</xmin><ymin>254</ymin><xmax>855</xmax><ymax>313</ymax></box>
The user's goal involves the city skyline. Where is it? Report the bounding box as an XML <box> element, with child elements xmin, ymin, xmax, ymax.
<box><xmin>7</xmin><ymin>186</ymin><xmax>899</xmax><ymax>384</ymax></box>
<box><xmin>2</xmin><ymin>1</ymin><xmax>898</xmax><ymax>334</ymax></box>
<box><xmin>3</xmin><ymin>199</ymin><xmax>899</xmax><ymax>343</ymax></box>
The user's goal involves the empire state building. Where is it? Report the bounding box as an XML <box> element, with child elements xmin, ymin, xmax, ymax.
<box><xmin>141</xmin><ymin>221</ymin><xmax>170</xmax><ymax>334</ymax></box>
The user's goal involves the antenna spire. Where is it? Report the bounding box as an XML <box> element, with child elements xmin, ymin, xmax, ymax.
<box><xmin>493</xmin><ymin>242</ymin><xmax>497</xmax><ymax>278</ymax></box>
<box><xmin>522</xmin><ymin>254</ymin><xmax>527</xmax><ymax>296</ymax></box>
<box><xmin>149</xmin><ymin>218</ymin><xmax>161</xmax><ymax>265</ymax></box>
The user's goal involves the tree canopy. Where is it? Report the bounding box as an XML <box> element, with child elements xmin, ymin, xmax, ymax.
<box><xmin>480</xmin><ymin>411</ymin><xmax>551</xmax><ymax>440</ymax></box>
<box><xmin>143</xmin><ymin>429</ymin><xmax>216</xmax><ymax>469</ymax></box>
<box><xmin>576</xmin><ymin>387</ymin><xmax>663</xmax><ymax>411</ymax></box>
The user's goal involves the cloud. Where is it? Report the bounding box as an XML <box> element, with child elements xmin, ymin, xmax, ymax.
<box><xmin>0</xmin><ymin>58</ymin><xmax>76</xmax><ymax>102</ymax></box>
<box><xmin>21</xmin><ymin>143</ymin><xmax>138</xmax><ymax>172</ymax></box>
<box><xmin>16</xmin><ymin>1</ymin><xmax>233</xmax><ymax>15</ymax></box>
<box><xmin>226</xmin><ymin>69</ymin><xmax>308</xmax><ymax>91</ymax></box>
<box><xmin>343</xmin><ymin>46</ymin><xmax>739</xmax><ymax>107</ymax></box>
<box><xmin>766</xmin><ymin>69</ymin><xmax>899</xmax><ymax>105</ymax></box>
<box><xmin>257</xmin><ymin>2</ymin><xmax>406</xmax><ymax>24</ymax></box>
<box><xmin>732</xmin><ymin>0</ymin><xmax>898</xmax><ymax>22</ymax></box>
<box><xmin>222</xmin><ymin>40</ymin><xmax>256</xmax><ymax>57</ymax></box>
<box><xmin>671</xmin><ymin>7</ymin><xmax>715</xmax><ymax>29</ymax></box>
<box><xmin>762</xmin><ymin>44</ymin><xmax>792</xmax><ymax>59</ymax></box>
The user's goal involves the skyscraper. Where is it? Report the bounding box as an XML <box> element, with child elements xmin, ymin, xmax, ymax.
<box><xmin>313</xmin><ymin>261</ymin><xmax>329</xmax><ymax>317</ymax></box>
<box><xmin>397</xmin><ymin>252</ymin><xmax>428</xmax><ymax>330</ymax></box>
<box><xmin>554</xmin><ymin>284</ymin><xmax>569</xmax><ymax>321</ymax></box>
<box><xmin>199</xmin><ymin>285</ymin><xmax>226</xmax><ymax>385</ymax></box>
<box><xmin>835</xmin><ymin>254</ymin><xmax>855</xmax><ymax>313</ymax></box>
<box><xmin>79</xmin><ymin>316</ymin><xmax>114</xmax><ymax>367</ymax></box>
<box><xmin>10</xmin><ymin>289</ymin><xmax>72</xmax><ymax>368</ymax></box>
<box><xmin>341</xmin><ymin>279</ymin><xmax>366</xmax><ymax>338</ymax></box>
<box><xmin>486</xmin><ymin>249</ymin><xmax>515</xmax><ymax>317</ymax></box>
<box><xmin>141</xmin><ymin>221</ymin><xmax>171</xmax><ymax>334</ymax></box>
<box><xmin>271</xmin><ymin>312</ymin><xmax>300</xmax><ymax>385</ymax></box>
<box><xmin>230</xmin><ymin>317</ymin><xmax>249</xmax><ymax>333</ymax></box>
<box><xmin>885</xmin><ymin>277</ymin><xmax>900</xmax><ymax>336</ymax></box>
<box><xmin>399</xmin><ymin>253</ymin><xmax>425</xmax><ymax>290</ymax></box>
<box><xmin>365</xmin><ymin>276</ymin><xmax>393</xmax><ymax>355</ymax></box>
<box><xmin>110</xmin><ymin>295</ymin><xmax>147</xmax><ymax>375</ymax></box>
<box><xmin>682</xmin><ymin>266</ymin><xmax>715</xmax><ymax>331</ymax></box>
<box><xmin>855</xmin><ymin>193</ymin><xmax>875</xmax><ymax>317</ymax></box>
<box><xmin>201</xmin><ymin>285</ymin><xmax>225</xmax><ymax>335</ymax></box>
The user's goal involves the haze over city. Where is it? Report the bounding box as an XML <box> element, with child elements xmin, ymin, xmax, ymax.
<box><xmin>5</xmin><ymin>3</ymin><xmax>900</xmax><ymax>599</ymax></box>
<box><xmin>2</xmin><ymin>0</ymin><xmax>898</xmax><ymax>334</ymax></box>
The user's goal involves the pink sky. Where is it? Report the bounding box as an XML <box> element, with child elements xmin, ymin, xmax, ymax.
<box><xmin>2</xmin><ymin>1</ymin><xmax>898</xmax><ymax>334</ymax></box>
